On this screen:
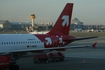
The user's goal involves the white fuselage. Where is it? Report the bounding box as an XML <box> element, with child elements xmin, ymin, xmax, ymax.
<box><xmin>0</xmin><ymin>34</ymin><xmax>44</xmax><ymax>53</ymax></box>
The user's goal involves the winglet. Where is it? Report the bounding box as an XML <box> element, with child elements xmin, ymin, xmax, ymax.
<box><xmin>92</xmin><ymin>42</ymin><xmax>97</xmax><ymax>49</ymax></box>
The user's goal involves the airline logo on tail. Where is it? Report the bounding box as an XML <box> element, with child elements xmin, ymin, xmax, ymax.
<box><xmin>48</xmin><ymin>3</ymin><xmax>73</xmax><ymax>35</ymax></box>
<box><xmin>62</xmin><ymin>15</ymin><xmax>69</xmax><ymax>27</ymax></box>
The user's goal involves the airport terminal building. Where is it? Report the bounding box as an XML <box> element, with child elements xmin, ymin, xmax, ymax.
<box><xmin>0</xmin><ymin>20</ymin><xmax>105</xmax><ymax>31</ymax></box>
<box><xmin>70</xmin><ymin>18</ymin><xmax>105</xmax><ymax>31</ymax></box>
<box><xmin>70</xmin><ymin>18</ymin><xmax>84</xmax><ymax>30</ymax></box>
<box><xmin>0</xmin><ymin>20</ymin><xmax>11</xmax><ymax>29</ymax></box>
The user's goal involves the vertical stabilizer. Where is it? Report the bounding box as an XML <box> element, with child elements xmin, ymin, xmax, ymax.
<box><xmin>48</xmin><ymin>3</ymin><xmax>73</xmax><ymax>35</ymax></box>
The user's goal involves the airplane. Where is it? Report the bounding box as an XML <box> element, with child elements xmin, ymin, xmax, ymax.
<box><xmin>0</xmin><ymin>3</ymin><xmax>97</xmax><ymax>70</ymax></box>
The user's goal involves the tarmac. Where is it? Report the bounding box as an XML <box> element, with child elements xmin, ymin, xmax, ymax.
<box><xmin>17</xmin><ymin>57</ymin><xmax>105</xmax><ymax>70</ymax></box>
<box><xmin>7</xmin><ymin>36</ymin><xmax>105</xmax><ymax>70</ymax></box>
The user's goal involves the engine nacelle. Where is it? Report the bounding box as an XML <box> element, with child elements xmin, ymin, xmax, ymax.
<box><xmin>0</xmin><ymin>56</ymin><xmax>11</xmax><ymax>69</ymax></box>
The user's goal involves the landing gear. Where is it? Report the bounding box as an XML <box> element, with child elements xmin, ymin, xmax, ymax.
<box><xmin>9</xmin><ymin>65</ymin><xmax>19</xmax><ymax>70</ymax></box>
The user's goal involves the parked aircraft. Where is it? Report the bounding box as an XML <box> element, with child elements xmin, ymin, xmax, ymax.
<box><xmin>0</xmin><ymin>3</ymin><xmax>97</xmax><ymax>70</ymax></box>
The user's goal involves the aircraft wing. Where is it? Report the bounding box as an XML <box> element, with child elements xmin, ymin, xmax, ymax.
<box><xmin>8</xmin><ymin>42</ymin><xmax>97</xmax><ymax>54</ymax></box>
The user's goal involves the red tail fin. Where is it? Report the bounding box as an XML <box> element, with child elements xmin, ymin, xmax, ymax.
<box><xmin>48</xmin><ymin>3</ymin><xmax>73</xmax><ymax>35</ymax></box>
